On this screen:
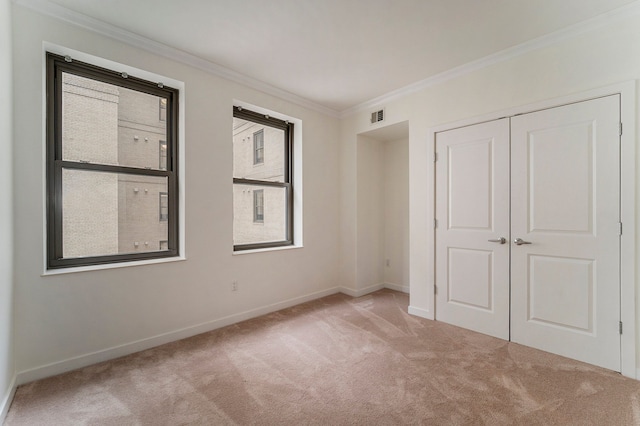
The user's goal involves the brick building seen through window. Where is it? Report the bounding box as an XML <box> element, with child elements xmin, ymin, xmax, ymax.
<box><xmin>46</xmin><ymin>53</ymin><xmax>178</xmax><ymax>268</ymax></box>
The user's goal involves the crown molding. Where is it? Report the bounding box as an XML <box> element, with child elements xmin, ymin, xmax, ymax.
<box><xmin>13</xmin><ymin>0</ymin><xmax>640</xmax><ymax>120</ymax></box>
<box><xmin>339</xmin><ymin>0</ymin><xmax>640</xmax><ymax>118</ymax></box>
<box><xmin>12</xmin><ymin>0</ymin><xmax>341</xmax><ymax>118</ymax></box>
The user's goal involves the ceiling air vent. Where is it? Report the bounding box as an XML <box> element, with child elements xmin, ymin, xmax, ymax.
<box><xmin>371</xmin><ymin>108</ymin><xmax>385</xmax><ymax>124</ymax></box>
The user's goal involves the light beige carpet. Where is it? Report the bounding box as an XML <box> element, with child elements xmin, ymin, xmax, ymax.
<box><xmin>6</xmin><ymin>289</ymin><xmax>640</xmax><ymax>425</ymax></box>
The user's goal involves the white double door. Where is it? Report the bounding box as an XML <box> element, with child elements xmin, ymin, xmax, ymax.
<box><xmin>435</xmin><ymin>95</ymin><xmax>621</xmax><ymax>371</ymax></box>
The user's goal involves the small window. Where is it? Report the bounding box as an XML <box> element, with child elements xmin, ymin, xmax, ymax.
<box><xmin>232</xmin><ymin>106</ymin><xmax>293</xmax><ymax>250</ymax></box>
<box><xmin>253</xmin><ymin>189</ymin><xmax>264</xmax><ymax>223</ymax></box>
<box><xmin>159</xmin><ymin>140</ymin><xmax>167</xmax><ymax>170</ymax></box>
<box><xmin>46</xmin><ymin>53</ymin><xmax>179</xmax><ymax>269</ymax></box>
<box><xmin>159</xmin><ymin>192</ymin><xmax>169</xmax><ymax>221</ymax></box>
<box><xmin>253</xmin><ymin>130</ymin><xmax>264</xmax><ymax>165</ymax></box>
<box><xmin>159</xmin><ymin>98</ymin><xmax>167</xmax><ymax>121</ymax></box>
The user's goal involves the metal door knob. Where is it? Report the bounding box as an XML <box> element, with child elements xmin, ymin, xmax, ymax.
<box><xmin>514</xmin><ymin>238</ymin><xmax>532</xmax><ymax>245</ymax></box>
<box><xmin>488</xmin><ymin>237</ymin><xmax>506</xmax><ymax>244</ymax></box>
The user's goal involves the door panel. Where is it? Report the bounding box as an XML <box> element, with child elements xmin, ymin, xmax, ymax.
<box><xmin>435</xmin><ymin>118</ymin><xmax>510</xmax><ymax>340</ymax></box>
<box><xmin>528</xmin><ymin>122</ymin><xmax>594</xmax><ymax>234</ymax></box>
<box><xmin>511</xmin><ymin>95</ymin><xmax>620</xmax><ymax>371</ymax></box>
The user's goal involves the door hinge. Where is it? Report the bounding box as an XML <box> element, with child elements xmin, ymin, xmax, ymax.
<box><xmin>619</xmin><ymin>122</ymin><xmax>623</xmax><ymax>137</ymax></box>
<box><xmin>619</xmin><ymin>222</ymin><xmax>623</xmax><ymax>236</ymax></box>
<box><xmin>434</xmin><ymin>219</ymin><xmax>438</xmax><ymax>229</ymax></box>
<box><xmin>619</xmin><ymin>321</ymin><xmax>623</xmax><ymax>335</ymax></box>
<box><xmin>434</xmin><ymin>152</ymin><xmax>438</xmax><ymax>162</ymax></box>
<box><xmin>434</xmin><ymin>285</ymin><xmax>437</xmax><ymax>295</ymax></box>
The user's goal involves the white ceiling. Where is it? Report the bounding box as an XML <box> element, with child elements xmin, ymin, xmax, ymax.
<box><xmin>44</xmin><ymin>0</ymin><xmax>636</xmax><ymax>113</ymax></box>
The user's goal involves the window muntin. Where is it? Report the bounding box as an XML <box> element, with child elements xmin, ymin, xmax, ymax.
<box><xmin>232</xmin><ymin>107</ymin><xmax>293</xmax><ymax>250</ymax></box>
<box><xmin>46</xmin><ymin>52</ymin><xmax>179</xmax><ymax>269</ymax></box>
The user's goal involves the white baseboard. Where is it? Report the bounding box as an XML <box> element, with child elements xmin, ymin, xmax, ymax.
<box><xmin>0</xmin><ymin>375</ymin><xmax>17</xmax><ymax>424</ymax></box>
<box><xmin>339</xmin><ymin>283</ymin><xmax>385</xmax><ymax>298</ymax></box>
<box><xmin>384</xmin><ymin>283</ymin><xmax>409</xmax><ymax>294</ymax></box>
<box><xmin>16</xmin><ymin>287</ymin><xmax>343</xmax><ymax>385</ymax></box>
<box><xmin>408</xmin><ymin>305</ymin><xmax>433</xmax><ymax>320</ymax></box>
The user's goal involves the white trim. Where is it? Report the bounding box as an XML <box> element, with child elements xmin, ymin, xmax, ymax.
<box><xmin>340</xmin><ymin>1</ymin><xmax>640</xmax><ymax>118</ymax></box>
<box><xmin>13</xmin><ymin>0</ymin><xmax>339</xmax><ymax>118</ymax></box>
<box><xmin>16</xmin><ymin>287</ymin><xmax>344</xmax><ymax>385</ymax></box>
<box><xmin>0</xmin><ymin>375</ymin><xmax>17</xmax><ymax>423</ymax></box>
<box><xmin>14</xmin><ymin>284</ymin><xmax>405</xmax><ymax>385</ymax></box>
<box><xmin>408</xmin><ymin>306</ymin><xmax>432</xmax><ymax>319</ymax></box>
<box><xmin>42</xmin><ymin>255</ymin><xmax>187</xmax><ymax>276</ymax></box>
<box><xmin>232</xmin><ymin>245</ymin><xmax>302</xmax><ymax>256</ymax></box>
<box><xmin>619</xmin><ymin>81</ymin><xmax>636</xmax><ymax>379</ymax></box>
<box><xmin>384</xmin><ymin>283</ymin><xmax>409</xmax><ymax>294</ymax></box>
<box><xmin>339</xmin><ymin>283</ymin><xmax>385</xmax><ymax>298</ymax></box>
<box><xmin>423</xmin><ymin>81</ymin><xmax>636</xmax><ymax>378</ymax></box>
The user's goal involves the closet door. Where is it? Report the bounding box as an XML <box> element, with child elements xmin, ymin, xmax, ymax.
<box><xmin>435</xmin><ymin>118</ymin><xmax>510</xmax><ymax>340</ymax></box>
<box><xmin>510</xmin><ymin>95</ymin><xmax>620</xmax><ymax>371</ymax></box>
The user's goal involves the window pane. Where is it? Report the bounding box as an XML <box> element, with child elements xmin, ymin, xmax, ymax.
<box><xmin>62</xmin><ymin>169</ymin><xmax>168</xmax><ymax>258</ymax></box>
<box><xmin>233</xmin><ymin>184</ymin><xmax>287</xmax><ymax>245</ymax></box>
<box><xmin>61</xmin><ymin>73</ymin><xmax>168</xmax><ymax>170</ymax></box>
<box><xmin>233</xmin><ymin>117</ymin><xmax>285</xmax><ymax>182</ymax></box>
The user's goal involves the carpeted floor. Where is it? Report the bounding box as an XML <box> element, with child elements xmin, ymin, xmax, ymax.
<box><xmin>6</xmin><ymin>289</ymin><xmax>640</xmax><ymax>425</ymax></box>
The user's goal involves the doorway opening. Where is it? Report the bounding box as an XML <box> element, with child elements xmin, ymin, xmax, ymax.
<box><xmin>356</xmin><ymin>121</ymin><xmax>409</xmax><ymax>295</ymax></box>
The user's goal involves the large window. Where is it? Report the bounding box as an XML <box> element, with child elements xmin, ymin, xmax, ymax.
<box><xmin>46</xmin><ymin>53</ymin><xmax>179</xmax><ymax>269</ymax></box>
<box><xmin>233</xmin><ymin>106</ymin><xmax>293</xmax><ymax>250</ymax></box>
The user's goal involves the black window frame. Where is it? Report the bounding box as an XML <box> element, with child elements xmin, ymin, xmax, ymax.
<box><xmin>233</xmin><ymin>106</ymin><xmax>293</xmax><ymax>251</ymax></box>
<box><xmin>46</xmin><ymin>52</ymin><xmax>179</xmax><ymax>269</ymax></box>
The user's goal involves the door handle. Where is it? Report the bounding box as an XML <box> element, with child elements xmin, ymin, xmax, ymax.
<box><xmin>488</xmin><ymin>237</ymin><xmax>506</xmax><ymax>244</ymax></box>
<box><xmin>514</xmin><ymin>238</ymin><xmax>532</xmax><ymax>246</ymax></box>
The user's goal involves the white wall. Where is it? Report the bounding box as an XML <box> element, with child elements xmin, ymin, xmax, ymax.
<box><xmin>0</xmin><ymin>0</ymin><xmax>15</xmax><ymax>419</ymax></box>
<box><xmin>356</xmin><ymin>135</ymin><xmax>384</xmax><ymax>292</ymax></box>
<box><xmin>383</xmin><ymin>138</ymin><xmax>409</xmax><ymax>291</ymax></box>
<box><xmin>340</xmin><ymin>10</ymin><xmax>640</xmax><ymax>370</ymax></box>
<box><xmin>12</xmin><ymin>4</ymin><xmax>341</xmax><ymax>381</ymax></box>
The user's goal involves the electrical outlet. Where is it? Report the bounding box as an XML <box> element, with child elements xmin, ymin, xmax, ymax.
<box><xmin>231</xmin><ymin>281</ymin><xmax>238</xmax><ymax>292</ymax></box>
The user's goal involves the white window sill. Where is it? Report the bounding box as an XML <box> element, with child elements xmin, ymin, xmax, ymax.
<box><xmin>233</xmin><ymin>245</ymin><xmax>303</xmax><ymax>256</ymax></box>
<box><xmin>42</xmin><ymin>255</ymin><xmax>187</xmax><ymax>276</ymax></box>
